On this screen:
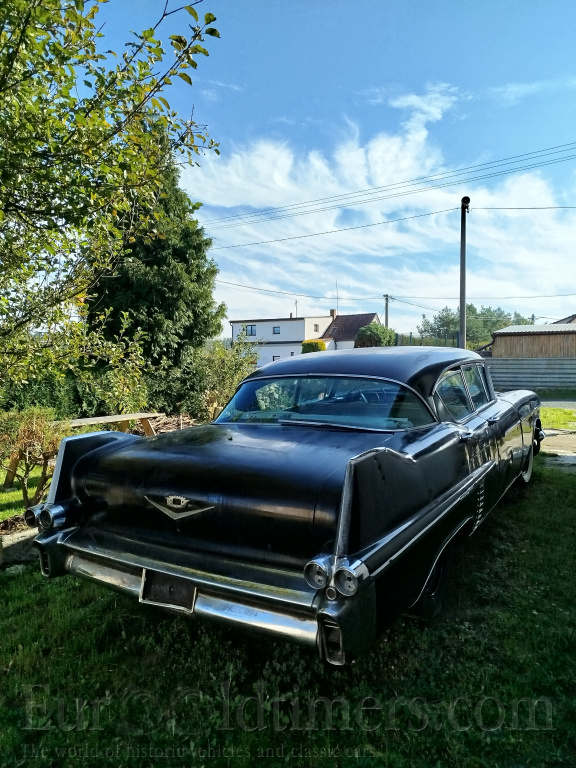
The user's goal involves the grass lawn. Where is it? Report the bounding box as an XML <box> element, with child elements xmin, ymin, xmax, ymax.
<box><xmin>540</xmin><ymin>407</ymin><xmax>576</xmax><ymax>430</ymax></box>
<box><xmin>0</xmin><ymin>458</ymin><xmax>575</xmax><ymax>767</ymax></box>
<box><xmin>0</xmin><ymin>467</ymin><xmax>42</xmax><ymax>523</ymax></box>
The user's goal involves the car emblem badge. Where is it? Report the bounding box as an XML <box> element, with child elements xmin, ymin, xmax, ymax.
<box><xmin>144</xmin><ymin>495</ymin><xmax>215</xmax><ymax>520</ymax></box>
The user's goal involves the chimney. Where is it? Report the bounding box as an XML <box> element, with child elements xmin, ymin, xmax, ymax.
<box><xmin>330</xmin><ymin>308</ymin><xmax>337</xmax><ymax>318</ymax></box>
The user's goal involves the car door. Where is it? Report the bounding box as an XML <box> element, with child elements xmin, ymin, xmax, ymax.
<box><xmin>434</xmin><ymin>365</ymin><xmax>500</xmax><ymax>521</ymax></box>
<box><xmin>471</xmin><ymin>365</ymin><xmax>524</xmax><ymax>493</ymax></box>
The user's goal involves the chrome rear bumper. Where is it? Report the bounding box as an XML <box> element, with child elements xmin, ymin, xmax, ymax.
<box><xmin>66</xmin><ymin>551</ymin><xmax>319</xmax><ymax>647</ymax></box>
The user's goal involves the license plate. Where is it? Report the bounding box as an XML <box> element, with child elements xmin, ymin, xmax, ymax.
<box><xmin>139</xmin><ymin>569</ymin><xmax>196</xmax><ymax>613</ymax></box>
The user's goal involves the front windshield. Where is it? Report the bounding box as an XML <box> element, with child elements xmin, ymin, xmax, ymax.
<box><xmin>215</xmin><ymin>376</ymin><xmax>435</xmax><ymax>431</ymax></box>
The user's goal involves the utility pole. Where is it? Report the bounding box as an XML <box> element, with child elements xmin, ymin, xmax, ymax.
<box><xmin>383</xmin><ymin>294</ymin><xmax>389</xmax><ymax>328</ymax></box>
<box><xmin>459</xmin><ymin>196</ymin><xmax>470</xmax><ymax>348</ymax></box>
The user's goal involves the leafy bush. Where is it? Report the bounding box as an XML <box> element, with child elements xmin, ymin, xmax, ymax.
<box><xmin>301</xmin><ymin>339</ymin><xmax>326</xmax><ymax>354</ymax></box>
<box><xmin>0</xmin><ymin>372</ymin><xmax>80</xmax><ymax>419</ymax></box>
<box><xmin>354</xmin><ymin>323</ymin><xmax>395</xmax><ymax>347</ymax></box>
<box><xmin>147</xmin><ymin>332</ymin><xmax>259</xmax><ymax>419</ymax></box>
<box><xmin>0</xmin><ymin>408</ymin><xmax>73</xmax><ymax>507</ymax></box>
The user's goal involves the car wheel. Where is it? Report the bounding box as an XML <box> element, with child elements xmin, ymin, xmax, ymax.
<box><xmin>517</xmin><ymin>441</ymin><xmax>534</xmax><ymax>485</ymax></box>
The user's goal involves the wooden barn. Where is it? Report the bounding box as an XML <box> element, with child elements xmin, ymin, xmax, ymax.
<box><xmin>491</xmin><ymin>324</ymin><xmax>576</xmax><ymax>358</ymax></box>
<box><xmin>487</xmin><ymin>323</ymin><xmax>576</xmax><ymax>390</ymax></box>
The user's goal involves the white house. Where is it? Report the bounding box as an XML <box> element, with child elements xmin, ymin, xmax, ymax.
<box><xmin>230</xmin><ymin>311</ymin><xmax>380</xmax><ymax>366</ymax></box>
<box><xmin>230</xmin><ymin>312</ymin><xmax>335</xmax><ymax>366</ymax></box>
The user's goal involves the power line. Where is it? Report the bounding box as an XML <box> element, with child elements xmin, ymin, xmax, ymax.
<box><xmin>202</xmin><ymin>139</ymin><xmax>576</xmax><ymax>226</ymax></box>
<box><xmin>215</xmin><ymin>279</ymin><xmax>576</xmax><ymax>303</ymax></box>
<box><xmin>210</xmin><ymin>204</ymin><xmax>576</xmax><ymax>251</ymax></box>
<box><xmin>202</xmin><ymin>142</ymin><xmax>576</xmax><ymax>231</ymax></box>
<box><xmin>474</xmin><ymin>206</ymin><xmax>576</xmax><ymax>210</ymax></box>
<box><xmin>210</xmin><ymin>207</ymin><xmax>458</xmax><ymax>250</ymax></box>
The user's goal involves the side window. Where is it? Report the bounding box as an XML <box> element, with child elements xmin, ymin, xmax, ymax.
<box><xmin>435</xmin><ymin>370</ymin><xmax>473</xmax><ymax>422</ymax></box>
<box><xmin>462</xmin><ymin>365</ymin><xmax>490</xmax><ymax>409</ymax></box>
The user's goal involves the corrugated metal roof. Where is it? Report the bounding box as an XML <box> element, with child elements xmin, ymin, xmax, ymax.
<box><xmin>493</xmin><ymin>324</ymin><xmax>576</xmax><ymax>335</ymax></box>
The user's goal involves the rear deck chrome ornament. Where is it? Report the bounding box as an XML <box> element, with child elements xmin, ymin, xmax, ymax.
<box><xmin>144</xmin><ymin>495</ymin><xmax>215</xmax><ymax>520</ymax></box>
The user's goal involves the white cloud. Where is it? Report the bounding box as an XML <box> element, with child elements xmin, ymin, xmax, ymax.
<box><xmin>489</xmin><ymin>77</ymin><xmax>576</xmax><ymax>106</ymax></box>
<box><xmin>389</xmin><ymin>83</ymin><xmax>459</xmax><ymax>133</ymax></box>
<box><xmin>208</xmin><ymin>79</ymin><xmax>244</xmax><ymax>92</ymax></box>
<box><xmin>200</xmin><ymin>89</ymin><xmax>218</xmax><ymax>102</ymax></box>
<box><xmin>182</xmin><ymin>85</ymin><xmax>576</xmax><ymax>334</ymax></box>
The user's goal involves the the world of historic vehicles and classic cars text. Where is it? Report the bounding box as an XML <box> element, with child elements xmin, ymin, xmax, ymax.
<box><xmin>26</xmin><ymin>347</ymin><xmax>543</xmax><ymax>666</ymax></box>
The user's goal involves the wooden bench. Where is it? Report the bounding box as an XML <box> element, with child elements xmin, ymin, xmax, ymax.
<box><xmin>2</xmin><ymin>412</ymin><xmax>164</xmax><ymax>490</ymax></box>
<box><xmin>66</xmin><ymin>412</ymin><xmax>165</xmax><ymax>437</ymax></box>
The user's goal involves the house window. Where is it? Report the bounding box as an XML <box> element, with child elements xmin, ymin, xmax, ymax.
<box><xmin>272</xmin><ymin>355</ymin><xmax>280</xmax><ymax>361</ymax></box>
<box><xmin>314</xmin><ymin>324</ymin><xmax>319</xmax><ymax>333</ymax></box>
<box><xmin>290</xmin><ymin>352</ymin><xmax>295</xmax><ymax>356</ymax></box>
<box><xmin>244</xmin><ymin>324</ymin><xmax>256</xmax><ymax>336</ymax></box>
<box><xmin>273</xmin><ymin>326</ymin><xmax>280</xmax><ymax>334</ymax></box>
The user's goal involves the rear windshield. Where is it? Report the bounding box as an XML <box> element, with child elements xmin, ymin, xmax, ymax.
<box><xmin>215</xmin><ymin>376</ymin><xmax>435</xmax><ymax>431</ymax></box>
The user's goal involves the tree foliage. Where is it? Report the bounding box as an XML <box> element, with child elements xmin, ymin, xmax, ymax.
<box><xmin>417</xmin><ymin>305</ymin><xmax>531</xmax><ymax>347</ymax></box>
<box><xmin>302</xmin><ymin>339</ymin><xmax>326</xmax><ymax>354</ymax></box>
<box><xmin>354</xmin><ymin>323</ymin><xmax>395</xmax><ymax>348</ymax></box>
<box><xmin>88</xmin><ymin>164</ymin><xmax>225</xmax><ymax>366</ymax></box>
<box><xmin>0</xmin><ymin>0</ymin><xmax>220</xmax><ymax>386</ymax></box>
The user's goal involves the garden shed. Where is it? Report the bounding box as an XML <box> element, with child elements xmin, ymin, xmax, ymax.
<box><xmin>491</xmin><ymin>324</ymin><xmax>576</xmax><ymax>358</ymax></box>
<box><xmin>487</xmin><ymin>324</ymin><xmax>576</xmax><ymax>390</ymax></box>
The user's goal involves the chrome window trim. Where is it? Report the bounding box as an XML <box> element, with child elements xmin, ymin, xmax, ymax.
<box><xmin>433</xmin><ymin>368</ymin><xmax>473</xmax><ymax>423</ymax></box>
<box><xmin>460</xmin><ymin>363</ymin><xmax>490</xmax><ymax>411</ymax></box>
<box><xmin>433</xmin><ymin>362</ymin><xmax>497</xmax><ymax>424</ymax></box>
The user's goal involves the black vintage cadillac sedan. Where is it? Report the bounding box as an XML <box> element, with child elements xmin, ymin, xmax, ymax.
<box><xmin>27</xmin><ymin>347</ymin><xmax>543</xmax><ymax>666</ymax></box>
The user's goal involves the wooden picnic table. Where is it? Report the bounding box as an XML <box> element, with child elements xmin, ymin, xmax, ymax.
<box><xmin>2</xmin><ymin>412</ymin><xmax>164</xmax><ymax>490</ymax></box>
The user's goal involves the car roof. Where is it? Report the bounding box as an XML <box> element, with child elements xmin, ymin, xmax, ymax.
<box><xmin>244</xmin><ymin>346</ymin><xmax>483</xmax><ymax>400</ymax></box>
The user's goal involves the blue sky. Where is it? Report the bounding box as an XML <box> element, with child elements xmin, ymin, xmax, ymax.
<box><xmin>100</xmin><ymin>1</ymin><xmax>576</xmax><ymax>334</ymax></box>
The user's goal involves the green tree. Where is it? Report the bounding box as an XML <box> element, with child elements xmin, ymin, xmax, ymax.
<box><xmin>147</xmin><ymin>332</ymin><xmax>259</xmax><ymax>418</ymax></box>
<box><xmin>0</xmin><ymin>0</ymin><xmax>220</xmax><ymax>387</ymax></box>
<box><xmin>417</xmin><ymin>305</ymin><xmax>531</xmax><ymax>347</ymax></box>
<box><xmin>354</xmin><ymin>323</ymin><xmax>395</xmax><ymax>348</ymax></box>
<box><xmin>417</xmin><ymin>307</ymin><xmax>459</xmax><ymax>338</ymax></box>
<box><xmin>88</xmin><ymin>164</ymin><xmax>225</xmax><ymax>366</ymax></box>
